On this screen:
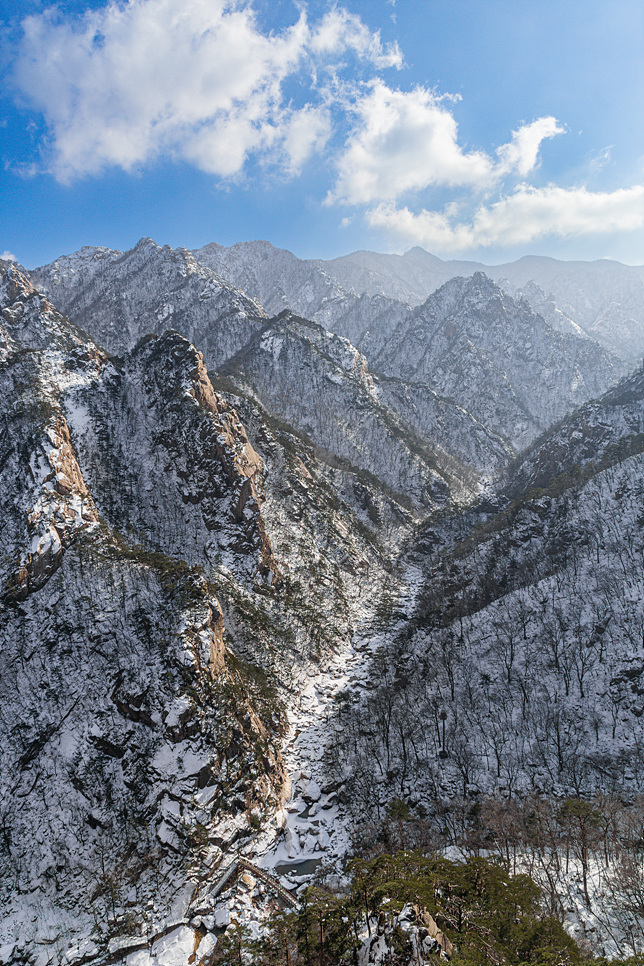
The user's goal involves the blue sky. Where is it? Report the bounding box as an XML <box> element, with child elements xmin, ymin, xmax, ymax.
<box><xmin>1</xmin><ymin>0</ymin><xmax>643</xmax><ymax>267</ymax></box>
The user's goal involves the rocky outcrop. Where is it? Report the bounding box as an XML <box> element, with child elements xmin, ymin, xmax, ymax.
<box><xmin>1</xmin><ymin>261</ymin><xmax>92</xmax><ymax>353</ymax></box>
<box><xmin>359</xmin><ymin>903</ymin><xmax>454</xmax><ymax>964</ymax></box>
<box><xmin>6</xmin><ymin>415</ymin><xmax>100</xmax><ymax>600</ymax></box>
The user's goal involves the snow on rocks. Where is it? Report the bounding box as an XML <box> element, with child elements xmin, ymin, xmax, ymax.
<box><xmin>122</xmin><ymin>926</ymin><xmax>195</xmax><ymax>966</ymax></box>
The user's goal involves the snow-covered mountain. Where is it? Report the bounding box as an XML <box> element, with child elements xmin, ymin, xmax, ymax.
<box><xmin>192</xmin><ymin>239</ymin><xmax>644</xmax><ymax>362</ymax></box>
<box><xmin>220</xmin><ymin>310</ymin><xmax>484</xmax><ymax>512</ymax></box>
<box><xmin>326</xmin><ymin>248</ymin><xmax>644</xmax><ymax>362</ymax></box>
<box><xmin>496</xmin><ymin>277</ymin><xmax>590</xmax><ymax>340</ymax></box>
<box><xmin>30</xmin><ymin>238</ymin><xmax>266</xmax><ymax>365</ymax></box>
<box><xmin>192</xmin><ymin>239</ymin><xmax>412</xmax><ymax>358</ymax></box>
<box><xmin>28</xmin><ymin>240</ymin><xmax>627</xmax><ymax>477</ymax></box>
<box><xmin>4</xmin><ymin>236</ymin><xmax>644</xmax><ymax>963</ymax></box>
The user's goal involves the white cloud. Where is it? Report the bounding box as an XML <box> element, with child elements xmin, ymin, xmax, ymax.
<box><xmin>328</xmin><ymin>83</ymin><xmax>565</xmax><ymax>206</ymax></box>
<box><xmin>585</xmin><ymin>145</ymin><xmax>613</xmax><ymax>178</ymax></box>
<box><xmin>13</xmin><ymin>0</ymin><xmax>399</xmax><ymax>182</ymax></box>
<box><xmin>310</xmin><ymin>8</ymin><xmax>402</xmax><ymax>68</ymax></box>
<box><xmin>328</xmin><ymin>82</ymin><xmax>496</xmax><ymax>205</ymax></box>
<box><xmin>367</xmin><ymin>183</ymin><xmax>644</xmax><ymax>252</ymax></box>
<box><xmin>496</xmin><ymin>116</ymin><xmax>565</xmax><ymax>176</ymax></box>
<box><xmin>11</xmin><ymin>0</ymin><xmax>641</xmax><ymax>259</ymax></box>
<box><xmin>1</xmin><ymin>251</ymin><xmax>17</xmax><ymax>262</ymax></box>
<box><xmin>281</xmin><ymin>106</ymin><xmax>332</xmax><ymax>175</ymax></box>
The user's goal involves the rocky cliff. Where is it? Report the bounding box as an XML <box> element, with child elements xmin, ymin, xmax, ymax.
<box><xmin>0</xmin><ymin>263</ymin><xmax>393</xmax><ymax>963</ymax></box>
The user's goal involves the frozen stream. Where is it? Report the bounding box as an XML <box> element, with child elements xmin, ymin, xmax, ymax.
<box><xmin>252</xmin><ymin>563</ymin><xmax>425</xmax><ymax>885</ymax></box>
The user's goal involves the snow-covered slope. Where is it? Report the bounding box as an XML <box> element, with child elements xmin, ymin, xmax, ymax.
<box><xmin>504</xmin><ymin>364</ymin><xmax>644</xmax><ymax>497</ymax></box>
<box><xmin>191</xmin><ymin>239</ymin><xmax>412</xmax><ymax>358</ymax></box>
<box><xmin>330</xmin><ymin>355</ymin><xmax>644</xmax><ymax>806</ymax></box>
<box><xmin>220</xmin><ymin>311</ymin><xmax>482</xmax><ymax>511</ymax></box>
<box><xmin>0</xmin><ymin>265</ymin><xmax>288</xmax><ymax>960</ymax></box>
<box><xmin>192</xmin><ymin>240</ymin><xmax>644</xmax><ymax>362</ymax></box>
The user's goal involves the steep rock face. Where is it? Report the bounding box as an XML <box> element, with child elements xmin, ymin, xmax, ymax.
<box><xmin>30</xmin><ymin>238</ymin><xmax>266</xmax><ymax>365</ymax></box>
<box><xmin>221</xmin><ymin>312</ymin><xmax>477</xmax><ymax>511</ymax></box>
<box><xmin>0</xmin><ymin>268</ymin><xmax>290</xmax><ymax>961</ymax></box>
<box><xmin>210</xmin><ymin>385</ymin><xmax>401</xmax><ymax>659</ymax></box>
<box><xmin>66</xmin><ymin>330</ymin><xmax>278</xmax><ymax>586</ymax></box>
<box><xmin>0</xmin><ymin>266</ymin><xmax>105</xmax><ymax>600</ymax></box>
<box><xmin>0</xmin><ymin>262</ymin><xmax>93</xmax><ymax>353</ymax></box>
<box><xmin>375</xmin><ymin>273</ymin><xmax>626</xmax><ymax>450</ymax></box>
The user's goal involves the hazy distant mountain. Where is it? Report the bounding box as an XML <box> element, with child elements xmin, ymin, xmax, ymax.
<box><xmin>375</xmin><ymin>273</ymin><xmax>625</xmax><ymax>449</ymax></box>
<box><xmin>496</xmin><ymin>277</ymin><xmax>589</xmax><ymax>340</ymax></box>
<box><xmin>193</xmin><ymin>240</ymin><xmax>644</xmax><ymax>362</ymax></box>
<box><xmin>193</xmin><ymin>239</ymin><xmax>411</xmax><ymax>357</ymax></box>
<box><xmin>29</xmin><ymin>239</ymin><xmax>628</xmax><ymax>476</ymax></box>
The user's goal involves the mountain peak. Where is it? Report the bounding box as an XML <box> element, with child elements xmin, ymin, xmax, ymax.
<box><xmin>134</xmin><ymin>235</ymin><xmax>159</xmax><ymax>250</ymax></box>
